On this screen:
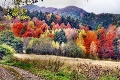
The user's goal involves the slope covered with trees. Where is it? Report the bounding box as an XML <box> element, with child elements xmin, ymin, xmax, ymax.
<box><xmin>22</xmin><ymin>5</ymin><xmax>120</xmax><ymax>29</ymax></box>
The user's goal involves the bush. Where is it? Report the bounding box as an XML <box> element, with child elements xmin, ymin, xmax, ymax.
<box><xmin>25</xmin><ymin>47</ymin><xmax>33</xmax><ymax>54</ymax></box>
<box><xmin>26</xmin><ymin>38</ymin><xmax>55</xmax><ymax>54</ymax></box>
<box><xmin>70</xmin><ymin>70</ymin><xmax>86</xmax><ymax>80</ymax></box>
<box><xmin>12</xmin><ymin>37</ymin><xmax>23</xmax><ymax>53</ymax></box>
<box><xmin>0</xmin><ymin>44</ymin><xmax>15</xmax><ymax>60</ymax></box>
<box><xmin>0</xmin><ymin>30</ymin><xmax>23</xmax><ymax>53</ymax></box>
<box><xmin>26</xmin><ymin>38</ymin><xmax>84</xmax><ymax>58</ymax></box>
<box><xmin>0</xmin><ymin>30</ymin><xmax>14</xmax><ymax>43</ymax></box>
<box><xmin>23</xmin><ymin>37</ymin><xmax>32</xmax><ymax>51</ymax></box>
<box><xmin>60</xmin><ymin>41</ymin><xmax>85</xmax><ymax>57</ymax></box>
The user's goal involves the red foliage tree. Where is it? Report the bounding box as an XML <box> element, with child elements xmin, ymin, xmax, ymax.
<box><xmin>0</xmin><ymin>25</ymin><xmax>6</xmax><ymax>32</ymax></box>
<box><xmin>98</xmin><ymin>25</ymin><xmax>116</xmax><ymax>58</ymax></box>
<box><xmin>12</xmin><ymin>22</ymin><xmax>26</xmax><ymax>37</ymax></box>
<box><xmin>54</xmin><ymin>23</ymin><xmax>60</xmax><ymax>30</ymax></box>
<box><xmin>66</xmin><ymin>22</ymin><xmax>71</xmax><ymax>29</ymax></box>
<box><xmin>22</xmin><ymin>32</ymin><xmax>34</xmax><ymax>37</ymax></box>
<box><xmin>48</xmin><ymin>33</ymin><xmax>54</xmax><ymax>38</ymax></box>
<box><xmin>22</xmin><ymin>27</ymin><xmax>35</xmax><ymax>38</ymax></box>
<box><xmin>35</xmin><ymin>28</ymin><xmax>43</xmax><ymax>38</ymax></box>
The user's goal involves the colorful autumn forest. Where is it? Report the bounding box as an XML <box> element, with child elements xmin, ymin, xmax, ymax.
<box><xmin>0</xmin><ymin>6</ymin><xmax>120</xmax><ymax>59</ymax></box>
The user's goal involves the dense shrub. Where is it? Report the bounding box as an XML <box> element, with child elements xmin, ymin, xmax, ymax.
<box><xmin>26</xmin><ymin>38</ymin><xmax>84</xmax><ymax>57</ymax></box>
<box><xmin>0</xmin><ymin>30</ymin><xmax>14</xmax><ymax>44</ymax></box>
<box><xmin>23</xmin><ymin>37</ymin><xmax>32</xmax><ymax>50</ymax></box>
<box><xmin>26</xmin><ymin>38</ymin><xmax>55</xmax><ymax>54</ymax></box>
<box><xmin>0</xmin><ymin>44</ymin><xmax>15</xmax><ymax>60</ymax></box>
<box><xmin>12</xmin><ymin>37</ymin><xmax>23</xmax><ymax>53</ymax></box>
<box><xmin>60</xmin><ymin>41</ymin><xmax>85</xmax><ymax>57</ymax></box>
<box><xmin>0</xmin><ymin>30</ymin><xmax>23</xmax><ymax>53</ymax></box>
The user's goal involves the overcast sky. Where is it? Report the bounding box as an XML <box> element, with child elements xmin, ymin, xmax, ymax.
<box><xmin>0</xmin><ymin>0</ymin><xmax>120</xmax><ymax>14</ymax></box>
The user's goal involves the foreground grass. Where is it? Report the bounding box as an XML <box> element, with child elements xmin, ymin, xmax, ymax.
<box><xmin>0</xmin><ymin>58</ymin><xmax>81</xmax><ymax>80</ymax></box>
<box><xmin>0</xmin><ymin>55</ymin><xmax>120</xmax><ymax>80</ymax></box>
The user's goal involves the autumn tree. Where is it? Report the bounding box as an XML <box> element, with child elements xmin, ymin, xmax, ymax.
<box><xmin>66</xmin><ymin>22</ymin><xmax>71</xmax><ymax>28</ymax></box>
<box><xmin>98</xmin><ymin>25</ymin><xmax>116</xmax><ymax>58</ymax></box>
<box><xmin>48</xmin><ymin>14</ymin><xmax>56</xmax><ymax>27</ymax></box>
<box><xmin>75</xmin><ymin>29</ymin><xmax>86</xmax><ymax>53</ymax></box>
<box><xmin>64</xmin><ymin>28</ymin><xmax>78</xmax><ymax>41</ymax></box>
<box><xmin>12</xmin><ymin>22</ymin><xmax>25</xmax><ymax>37</ymax></box>
<box><xmin>90</xmin><ymin>41</ymin><xmax>98</xmax><ymax>56</ymax></box>
<box><xmin>112</xmin><ymin>27</ymin><xmax>120</xmax><ymax>59</ymax></box>
<box><xmin>84</xmin><ymin>30</ymin><xmax>100</xmax><ymax>55</ymax></box>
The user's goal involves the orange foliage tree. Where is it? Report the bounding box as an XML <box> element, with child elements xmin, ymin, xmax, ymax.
<box><xmin>84</xmin><ymin>31</ymin><xmax>100</xmax><ymax>55</ymax></box>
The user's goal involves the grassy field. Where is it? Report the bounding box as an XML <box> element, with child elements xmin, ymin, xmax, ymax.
<box><xmin>14</xmin><ymin>54</ymin><xmax>120</xmax><ymax>68</ymax></box>
<box><xmin>0</xmin><ymin>54</ymin><xmax>120</xmax><ymax>80</ymax></box>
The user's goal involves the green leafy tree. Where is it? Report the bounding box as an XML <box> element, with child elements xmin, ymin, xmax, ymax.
<box><xmin>47</xmin><ymin>14</ymin><xmax>56</xmax><ymax>27</ymax></box>
<box><xmin>54</xmin><ymin>29</ymin><xmax>67</xmax><ymax>44</ymax></box>
<box><xmin>59</xmin><ymin>16</ymin><xmax>67</xmax><ymax>25</ymax></box>
<box><xmin>0</xmin><ymin>30</ymin><xmax>23</xmax><ymax>53</ymax></box>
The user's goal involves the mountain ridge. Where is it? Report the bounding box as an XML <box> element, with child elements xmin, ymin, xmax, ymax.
<box><xmin>22</xmin><ymin>4</ymin><xmax>88</xmax><ymax>18</ymax></box>
<box><xmin>22</xmin><ymin>4</ymin><xmax>120</xmax><ymax>29</ymax></box>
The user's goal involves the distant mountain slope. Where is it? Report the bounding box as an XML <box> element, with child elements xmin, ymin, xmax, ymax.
<box><xmin>54</xmin><ymin>6</ymin><xmax>87</xmax><ymax>18</ymax></box>
<box><xmin>22</xmin><ymin>5</ymin><xmax>120</xmax><ymax>29</ymax></box>
<box><xmin>22</xmin><ymin>4</ymin><xmax>57</xmax><ymax>13</ymax></box>
<box><xmin>22</xmin><ymin>5</ymin><xmax>87</xmax><ymax>18</ymax></box>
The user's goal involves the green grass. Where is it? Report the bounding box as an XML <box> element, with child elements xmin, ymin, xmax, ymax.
<box><xmin>12</xmin><ymin>62</ymin><xmax>74</xmax><ymax>80</ymax></box>
<box><xmin>99</xmin><ymin>75</ymin><xmax>117</xmax><ymax>80</ymax></box>
<box><xmin>0</xmin><ymin>57</ymin><xmax>79</xmax><ymax>80</ymax></box>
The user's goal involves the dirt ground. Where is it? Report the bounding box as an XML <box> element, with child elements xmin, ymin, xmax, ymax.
<box><xmin>0</xmin><ymin>64</ymin><xmax>44</xmax><ymax>80</ymax></box>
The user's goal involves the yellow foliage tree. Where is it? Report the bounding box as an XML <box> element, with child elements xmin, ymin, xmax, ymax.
<box><xmin>75</xmin><ymin>29</ymin><xmax>86</xmax><ymax>53</ymax></box>
<box><xmin>28</xmin><ymin>21</ymin><xmax>35</xmax><ymax>28</ymax></box>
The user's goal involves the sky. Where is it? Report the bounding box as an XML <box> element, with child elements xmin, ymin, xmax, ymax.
<box><xmin>0</xmin><ymin>0</ymin><xmax>120</xmax><ymax>14</ymax></box>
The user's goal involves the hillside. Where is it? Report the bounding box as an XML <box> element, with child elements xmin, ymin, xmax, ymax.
<box><xmin>22</xmin><ymin>5</ymin><xmax>87</xmax><ymax>18</ymax></box>
<box><xmin>54</xmin><ymin>6</ymin><xmax>87</xmax><ymax>18</ymax></box>
<box><xmin>22</xmin><ymin>4</ymin><xmax>57</xmax><ymax>13</ymax></box>
<box><xmin>22</xmin><ymin>5</ymin><xmax>120</xmax><ymax>29</ymax></box>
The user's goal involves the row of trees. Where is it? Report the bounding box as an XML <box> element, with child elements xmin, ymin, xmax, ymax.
<box><xmin>7</xmin><ymin>16</ymin><xmax>120</xmax><ymax>59</ymax></box>
<box><xmin>5</xmin><ymin>6</ymin><xmax>120</xmax><ymax>30</ymax></box>
<box><xmin>1</xmin><ymin>4</ymin><xmax>120</xmax><ymax>59</ymax></box>
<box><xmin>6</xmin><ymin>8</ymin><xmax>80</xmax><ymax>29</ymax></box>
